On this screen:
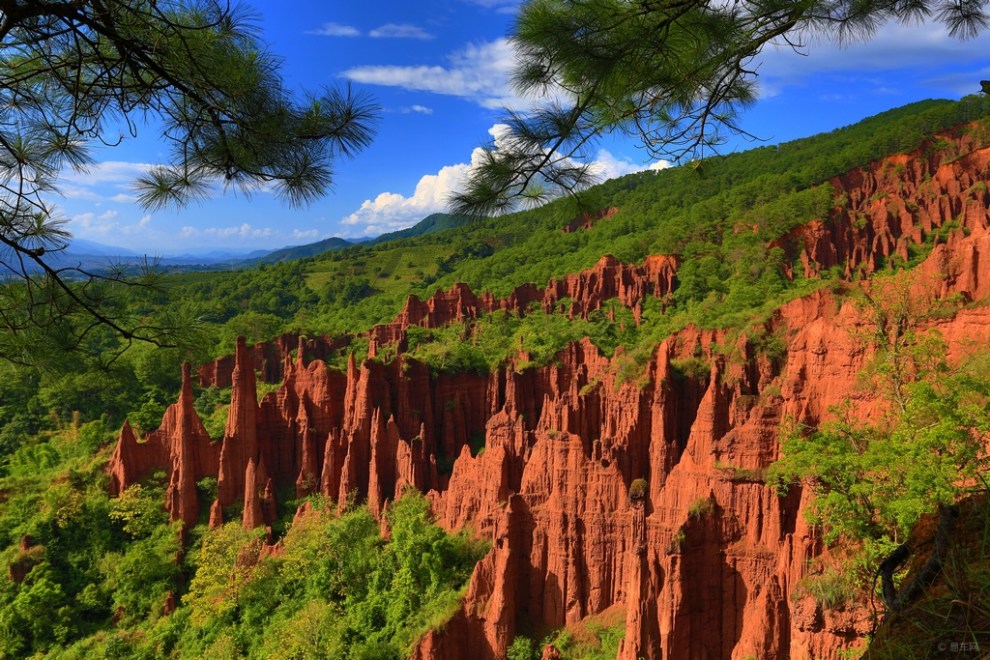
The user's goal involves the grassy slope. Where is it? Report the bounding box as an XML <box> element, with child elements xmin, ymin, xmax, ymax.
<box><xmin>279</xmin><ymin>96</ymin><xmax>990</xmax><ymax>359</ymax></box>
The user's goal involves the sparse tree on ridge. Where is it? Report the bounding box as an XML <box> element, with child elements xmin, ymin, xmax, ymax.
<box><xmin>0</xmin><ymin>0</ymin><xmax>378</xmax><ymax>363</ymax></box>
<box><xmin>450</xmin><ymin>0</ymin><xmax>990</xmax><ymax>216</ymax></box>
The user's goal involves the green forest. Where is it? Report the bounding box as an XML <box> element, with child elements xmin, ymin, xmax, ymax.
<box><xmin>2</xmin><ymin>95</ymin><xmax>990</xmax><ymax>658</ymax></box>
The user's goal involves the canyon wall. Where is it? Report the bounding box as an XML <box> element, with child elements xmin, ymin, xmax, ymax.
<box><xmin>108</xmin><ymin>130</ymin><xmax>990</xmax><ymax>658</ymax></box>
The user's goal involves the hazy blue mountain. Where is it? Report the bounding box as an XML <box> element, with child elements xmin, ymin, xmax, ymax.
<box><xmin>66</xmin><ymin>238</ymin><xmax>140</xmax><ymax>258</ymax></box>
<box><xmin>253</xmin><ymin>237</ymin><xmax>354</xmax><ymax>263</ymax></box>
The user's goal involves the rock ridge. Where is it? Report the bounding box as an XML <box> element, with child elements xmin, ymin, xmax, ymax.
<box><xmin>106</xmin><ymin>130</ymin><xmax>990</xmax><ymax>658</ymax></box>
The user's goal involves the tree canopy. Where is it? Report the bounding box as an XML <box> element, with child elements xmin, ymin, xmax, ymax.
<box><xmin>450</xmin><ymin>0</ymin><xmax>990</xmax><ymax>216</ymax></box>
<box><xmin>0</xmin><ymin>0</ymin><xmax>378</xmax><ymax>363</ymax></box>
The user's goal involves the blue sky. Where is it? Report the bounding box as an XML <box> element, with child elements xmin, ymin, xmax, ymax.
<box><xmin>57</xmin><ymin>0</ymin><xmax>990</xmax><ymax>255</ymax></box>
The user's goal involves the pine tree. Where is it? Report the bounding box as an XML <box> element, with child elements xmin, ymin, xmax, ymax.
<box><xmin>0</xmin><ymin>0</ymin><xmax>379</xmax><ymax>362</ymax></box>
<box><xmin>451</xmin><ymin>0</ymin><xmax>988</xmax><ymax>216</ymax></box>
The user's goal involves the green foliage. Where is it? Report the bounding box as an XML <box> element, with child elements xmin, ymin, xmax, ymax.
<box><xmin>194</xmin><ymin>386</ymin><xmax>231</xmax><ymax>440</ymax></box>
<box><xmin>0</xmin><ymin>0</ymin><xmax>377</xmax><ymax>364</ymax></box>
<box><xmin>629</xmin><ymin>478</ymin><xmax>648</xmax><ymax>501</ymax></box>
<box><xmin>109</xmin><ymin>483</ymin><xmax>170</xmax><ymax>538</ymax></box>
<box><xmin>541</xmin><ymin>620</ymin><xmax>626</xmax><ymax>660</ymax></box>
<box><xmin>100</xmin><ymin>521</ymin><xmax>182</xmax><ymax>626</ymax></box>
<box><xmin>670</xmin><ymin>356</ymin><xmax>710</xmax><ymax>381</ymax></box>
<box><xmin>0</xmin><ymin>95</ymin><xmax>988</xmax><ymax>658</ymax></box>
<box><xmin>0</xmin><ymin>442</ymin><xmax>485</xmax><ymax>660</ymax></box>
<box><xmin>104</xmin><ymin>491</ymin><xmax>488</xmax><ymax>659</ymax></box>
<box><xmin>794</xmin><ymin>562</ymin><xmax>860</xmax><ymax>610</ymax></box>
<box><xmin>454</xmin><ymin>0</ymin><xmax>989</xmax><ymax>214</ymax></box>
<box><xmin>508</xmin><ymin>635</ymin><xmax>539</xmax><ymax>660</ymax></box>
<box><xmin>0</xmin><ymin>434</ymin><xmax>126</xmax><ymax>656</ymax></box>
<box><xmin>770</xmin><ymin>339</ymin><xmax>990</xmax><ymax>595</ymax></box>
<box><xmin>688</xmin><ymin>496</ymin><xmax>713</xmax><ymax>519</ymax></box>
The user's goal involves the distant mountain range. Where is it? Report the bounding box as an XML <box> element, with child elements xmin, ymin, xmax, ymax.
<box><xmin>57</xmin><ymin>213</ymin><xmax>473</xmax><ymax>272</ymax></box>
<box><xmin>234</xmin><ymin>212</ymin><xmax>474</xmax><ymax>265</ymax></box>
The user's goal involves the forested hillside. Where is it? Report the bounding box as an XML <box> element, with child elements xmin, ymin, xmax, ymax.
<box><xmin>2</xmin><ymin>95</ymin><xmax>990</xmax><ymax>658</ymax></box>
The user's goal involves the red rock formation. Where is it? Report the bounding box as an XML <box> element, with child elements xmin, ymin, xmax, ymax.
<box><xmin>107</xmin><ymin>364</ymin><xmax>218</xmax><ymax>527</ymax></box>
<box><xmin>562</xmin><ymin>206</ymin><xmax>619</xmax><ymax>233</ymax></box>
<box><xmin>773</xmin><ymin>132</ymin><xmax>990</xmax><ymax>282</ymax></box>
<box><xmin>208</xmin><ymin>500</ymin><xmax>223</xmax><ymax>528</ymax></box>
<box><xmin>197</xmin><ymin>332</ymin><xmax>350</xmax><ymax>388</ymax></box>
<box><xmin>368</xmin><ymin>253</ymin><xmax>678</xmax><ymax>348</ymax></box>
<box><xmin>218</xmin><ymin>337</ymin><xmax>260</xmax><ymax>507</ymax></box>
<box><xmin>7</xmin><ymin>536</ymin><xmax>43</xmax><ymax>584</ymax></box>
<box><xmin>107</xmin><ymin>420</ymin><xmax>162</xmax><ymax>497</ymax></box>
<box><xmin>108</xmin><ymin>129</ymin><xmax>990</xmax><ymax>657</ymax></box>
<box><xmin>242</xmin><ymin>458</ymin><xmax>264</xmax><ymax>530</ymax></box>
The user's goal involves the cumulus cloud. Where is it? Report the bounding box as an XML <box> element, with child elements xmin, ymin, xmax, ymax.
<box><xmin>306</xmin><ymin>22</ymin><xmax>361</xmax><ymax>37</ymax></box>
<box><xmin>344</xmin><ymin>38</ymin><xmax>548</xmax><ymax>111</ymax></box>
<box><xmin>342</xmin><ymin>162</ymin><xmax>472</xmax><ymax>235</ymax></box>
<box><xmin>342</xmin><ymin>124</ymin><xmax>668</xmax><ymax>236</ymax></box>
<box><xmin>369</xmin><ymin>24</ymin><xmax>433</xmax><ymax>40</ymax></box>
<box><xmin>587</xmin><ymin>149</ymin><xmax>671</xmax><ymax>179</ymax></box>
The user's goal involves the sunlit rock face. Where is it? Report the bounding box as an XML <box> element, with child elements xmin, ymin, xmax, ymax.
<box><xmin>109</xmin><ymin>132</ymin><xmax>990</xmax><ymax>659</ymax></box>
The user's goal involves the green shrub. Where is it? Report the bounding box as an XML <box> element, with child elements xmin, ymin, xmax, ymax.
<box><xmin>688</xmin><ymin>497</ymin><xmax>712</xmax><ymax>519</ymax></box>
<box><xmin>507</xmin><ymin>635</ymin><xmax>538</xmax><ymax>660</ymax></box>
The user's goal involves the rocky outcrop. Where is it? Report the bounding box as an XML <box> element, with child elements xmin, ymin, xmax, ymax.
<box><xmin>369</xmin><ymin>253</ymin><xmax>678</xmax><ymax>349</ymax></box>
<box><xmin>774</xmin><ymin>130</ymin><xmax>990</xmax><ymax>281</ymax></box>
<box><xmin>108</xmin><ymin>129</ymin><xmax>990</xmax><ymax>658</ymax></box>
<box><xmin>197</xmin><ymin>332</ymin><xmax>351</xmax><ymax>388</ymax></box>
<box><xmin>108</xmin><ymin>363</ymin><xmax>218</xmax><ymax>527</ymax></box>
<box><xmin>217</xmin><ymin>337</ymin><xmax>260</xmax><ymax>508</ymax></box>
<box><xmin>563</xmin><ymin>206</ymin><xmax>619</xmax><ymax>233</ymax></box>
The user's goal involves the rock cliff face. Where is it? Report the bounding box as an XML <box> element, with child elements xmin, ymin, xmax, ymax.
<box><xmin>107</xmin><ymin>130</ymin><xmax>990</xmax><ymax>658</ymax></box>
<box><xmin>367</xmin><ymin>253</ymin><xmax>678</xmax><ymax>350</ymax></box>
<box><xmin>109</xmin><ymin>363</ymin><xmax>218</xmax><ymax>527</ymax></box>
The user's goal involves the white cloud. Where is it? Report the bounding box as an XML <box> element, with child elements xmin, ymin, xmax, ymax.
<box><xmin>369</xmin><ymin>24</ymin><xmax>433</xmax><ymax>40</ymax></box>
<box><xmin>307</xmin><ymin>22</ymin><xmax>361</xmax><ymax>37</ymax></box>
<box><xmin>756</xmin><ymin>22</ymin><xmax>990</xmax><ymax>97</ymax></box>
<box><xmin>462</xmin><ymin>0</ymin><xmax>520</xmax><ymax>13</ymax></box>
<box><xmin>587</xmin><ymin>149</ymin><xmax>671</xmax><ymax>179</ymax></box>
<box><xmin>398</xmin><ymin>104</ymin><xmax>434</xmax><ymax>114</ymax></box>
<box><xmin>306</xmin><ymin>22</ymin><xmax>434</xmax><ymax>40</ymax></box>
<box><xmin>923</xmin><ymin>66</ymin><xmax>990</xmax><ymax>96</ymax></box>
<box><xmin>57</xmin><ymin>161</ymin><xmax>156</xmax><ymax>203</ymax></box>
<box><xmin>344</xmin><ymin>38</ymin><xmax>548</xmax><ymax>111</ymax></box>
<box><xmin>180</xmin><ymin>223</ymin><xmax>274</xmax><ymax>240</ymax></box>
<box><xmin>291</xmin><ymin>229</ymin><xmax>322</xmax><ymax>241</ymax></box>
<box><xmin>343</xmin><ymin>163</ymin><xmax>471</xmax><ymax>234</ymax></box>
<box><xmin>342</xmin><ymin>124</ymin><xmax>668</xmax><ymax>236</ymax></box>
<box><xmin>67</xmin><ymin>208</ymin><xmax>152</xmax><ymax>241</ymax></box>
